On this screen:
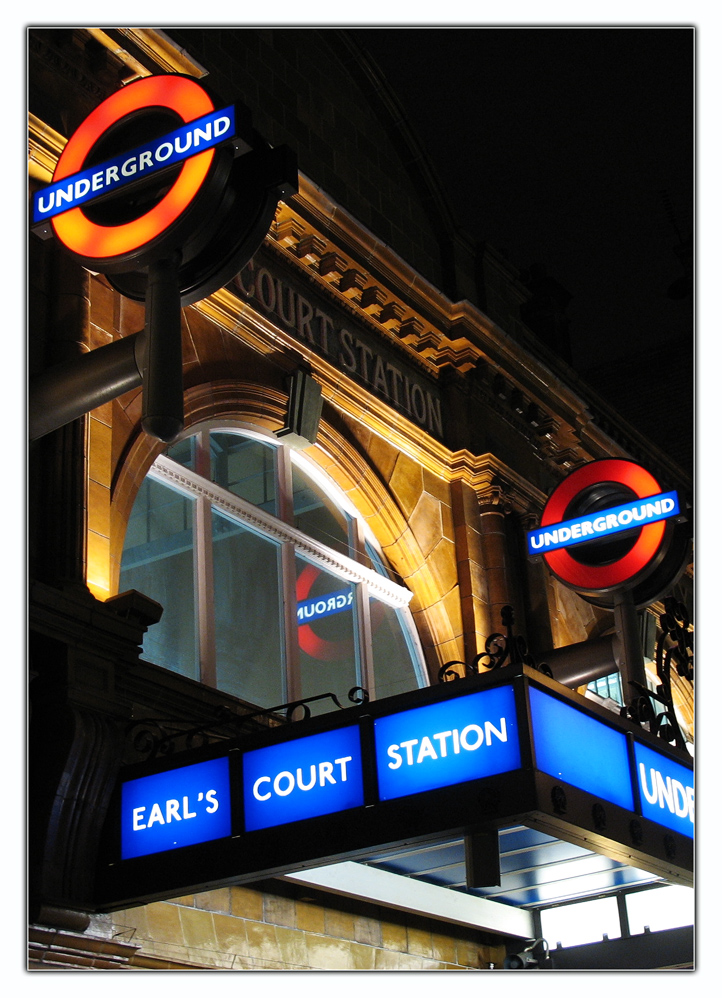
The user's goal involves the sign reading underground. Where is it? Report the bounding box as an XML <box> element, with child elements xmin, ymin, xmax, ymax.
<box><xmin>31</xmin><ymin>74</ymin><xmax>297</xmax><ymax>442</ymax></box>
<box><xmin>527</xmin><ymin>459</ymin><xmax>688</xmax><ymax>607</ymax></box>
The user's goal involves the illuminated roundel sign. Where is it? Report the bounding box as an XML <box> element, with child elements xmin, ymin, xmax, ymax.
<box><xmin>527</xmin><ymin>459</ymin><xmax>687</xmax><ymax>606</ymax></box>
<box><xmin>32</xmin><ymin>75</ymin><xmax>241</xmax><ymax>274</ymax></box>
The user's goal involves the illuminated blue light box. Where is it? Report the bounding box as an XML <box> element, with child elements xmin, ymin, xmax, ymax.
<box><xmin>374</xmin><ymin>684</ymin><xmax>521</xmax><ymax>802</ymax></box>
<box><xmin>121</xmin><ymin>756</ymin><xmax>231</xmax><ymax>860</ymax></box>
<box><xmin>529</xmin><ymin>687</ymin><xmax>634</xmax><ymax>811</ymax></box>
<box><xmin>243</xmin><ymin>725</ymin><xmax>364</xmax><ymax>831</ymax></box>
<box><xmin>634</xmin><ymin>742</ymin><xmax>694</xmax><ymax>837</ymax></box>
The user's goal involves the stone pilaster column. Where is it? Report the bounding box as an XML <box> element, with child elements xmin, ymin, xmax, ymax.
<box><xmin>477</xmin><ymin>476</ymin><xmax>519</xmax><ymax>641</ymax></box>
<box><xmin>29</xmin><ymin>248</ymin><xmax>91</xmax><ymax>590</ymax></box>
<box><xmin>519</xmin><ymin>508</ymin><xmax>555</xmax><ymax>655</ymax></box>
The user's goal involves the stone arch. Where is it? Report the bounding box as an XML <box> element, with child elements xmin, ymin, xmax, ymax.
<box><xmin>109</xmin><ymin>378</ymin><xmax>459</xmax><ymax>677</ymax></box>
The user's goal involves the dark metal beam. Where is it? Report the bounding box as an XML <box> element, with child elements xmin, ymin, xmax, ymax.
<box><xmin>29</xmin><ymin>331</ymin><xmax>145</xmax><ymax>442</ymax></box>
<box><xmin>545</xmin><ymin>925</ymin><xmax>693</xmax><ymax>970</ymax></box>
<box><xmin>538</xmin><ymin>634</ymin><xmax>619</xmax><ymax>688</ymax></box>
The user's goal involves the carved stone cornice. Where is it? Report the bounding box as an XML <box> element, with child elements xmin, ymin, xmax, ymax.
<box><xmin>28</xmin><ymin>113</ymin><xmax>66</xmax><ymax>184</ymax></box>
<box><xmin>448</xmin><ymin>451</ymin><xmax>547</xmax><ymax>517</ymax></box>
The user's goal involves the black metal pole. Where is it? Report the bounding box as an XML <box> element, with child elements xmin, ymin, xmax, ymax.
<box><xmin>141</xmin><ymin>254</ymin><xmax>184</xmax><ymax>443</ymax></box>
<box><xmin>613</xmin><ymin>589</ymin><xmax>648</xmax><ymax>708</ymax></box>
<box><xmin>29</xmin><ymin>331</ymin><xmax>145</xmax><ymax>442</ymax></box>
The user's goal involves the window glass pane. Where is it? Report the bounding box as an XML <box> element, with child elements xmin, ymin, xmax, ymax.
<box><xmin>364</xmin><ymin>540</ymin><xmax>404</xmax><ymax>586</ymax></box>
<box><xmin>295</xmin><ymin>555</ymin><xmax>358</xmax><ymax>712</ymax></box>
<box><xmin>588</xmin><ymin>672</ymin><xmax>623</xmax><ymax>705</ymax></box>
<box><xmin>540</xmin><ymin>897</ymin><xmax>621</xmax><ymax>948</ymax></box>
<box><xmin>212</xmin><ymin>509</ymin><xmax>284</xmax><ymax>706</ymax></box>
<box><xmin>165</xmin><ymin>435</ymin><xmax>195</xmax><ymax>471</ymax></box>
<box><xmin>120</xmin><ymin>477</ymin><xmax>198</xmax><ymax>681</ymax></box>
<box><xmin>370</xmin><ymin>598</ymin><xmax>424</xmax><ymax>699</ymax></box>
<box><xmin>292</xmin><ymin>465</ymin><xmax>351</xmax><ymax>556</ymax></box>
<box><xmin>626</xmin><ymin>885</ymin><xmax>694</xmax><ymax>934</ymax></box>
<box><xmin>210</xmin><ymin>432</ymin><xmax>277</xmax><ymax>513</ymax></box>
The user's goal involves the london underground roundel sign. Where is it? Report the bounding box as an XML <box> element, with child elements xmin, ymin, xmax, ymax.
<box><xmin>527</xmin><ymin>459</ymin><xmax>688</xmax><ymax>607</ymax></box>
<box><xmin>32</xmin><ymin>74</ymin><xmax>297</xmax><ymax>307</ymax></box>
<box><xmin>41</xmin><ymin>76</ymin><xmax>222</xmax><ymax>263</ymax></box>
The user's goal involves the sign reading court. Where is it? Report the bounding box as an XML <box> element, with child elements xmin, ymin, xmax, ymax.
<box><xmin>243</xmin><ymin>726</ymin><xmax>364</xmax><ymax>831</ymax></box>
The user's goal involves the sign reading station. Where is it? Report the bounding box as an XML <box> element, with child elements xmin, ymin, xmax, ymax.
<box><xmin>374</xmin><ymin>685</ymin><xmax>521</xmax><ymax>801</ymax></box>
<box><xmin>242</xmin><ymin>725</ymin><xmax>364</xmax><ymax>831</ymax></box>
<box><xmin>121</xmin><ymin>756</ymin><xmax>232</xmax><ymax>860</ymax></box>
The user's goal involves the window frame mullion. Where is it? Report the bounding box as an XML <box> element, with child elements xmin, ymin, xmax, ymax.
<box><xmin>356</xmin><ymin>581</ymin><xmax>376</xmax><ymax>700</ymax></box>
<box><xmin>281</xmin><ymin>540</ymin><xmax>301</xmax><ymax>703</ymax></box>
<box><xmin>195</xmin><ymin>492</ymin><xmax>217</xmax><ymax>690</ymax></box>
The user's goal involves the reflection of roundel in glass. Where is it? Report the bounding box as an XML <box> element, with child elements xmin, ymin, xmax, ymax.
<box><xmin>51</xmin><ymin>75</ymin><xmax>215</xmax><ymax>262</ymax></box>
<box><xmin>296</xmin><ymin>564</ymin><xmax>384</xmax><ymax>662</ymax></box>
<box><xmin>541</xmin><ymin>459</ymin><xmax>666</xmax><ymax>593</ymax></box>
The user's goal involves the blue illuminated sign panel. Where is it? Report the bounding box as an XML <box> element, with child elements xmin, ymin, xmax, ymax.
<box><xmin>121</xmin><ymin>756</ymin><xmax>232</xmax><ymax>860</ymax></box>
<box><xmin>243</xmin><ymin>725</ymin><xmax>364</xmax><ymax>831</ymax></box>
<box><xmin>526</xmin><ymin>490</ymin><xmax>680</xmax><ymax>556</ymax></box>
<box><xmin>634</xmin><ymin>742</ymin><xmax>694</xmax><ymax>837</ymax></box>
<box><xmin>374</xmin><ymin>685</ymin><xmax>521</xmax><ymax>802</ymax></box>
<box><xmin>32</xmin><ymin>105</ymin><xmax>236</xmax><ymax>224</ymax></box>
<box><xmin>529</xmin><ymin>687</ymin><xmax>635</xmax><ymax>811</ymax></box>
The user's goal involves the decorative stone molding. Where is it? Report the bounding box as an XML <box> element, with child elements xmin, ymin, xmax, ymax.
<box><xmin>448</xmin><ymin>451</ymin><xmax>546</xmax><ymax>518</ymax></box>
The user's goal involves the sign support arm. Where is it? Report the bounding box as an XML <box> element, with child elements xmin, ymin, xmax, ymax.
<box><xmin>141</xmin><ymin>254</ymin><xmax>184</xmax><ymax>442</ymax></box>
<box><xmin>29</xmin><ymin>331</ymin><xmax>145</xmax><ymax>441</ymax></box>
<box><xmin>613</xmin><ymin>589</ymin><xmax>648</xmax><ymax>707</ymax></box>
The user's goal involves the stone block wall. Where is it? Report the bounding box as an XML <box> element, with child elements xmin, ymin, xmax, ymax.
<box><xmin>109</xmin><ymin>886</ymin><xmax>506</xmax><ymax>971</ymax></box>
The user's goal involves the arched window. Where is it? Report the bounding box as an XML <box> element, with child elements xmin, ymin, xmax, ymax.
<box><xmin>120</xmin><ymin>424</ymin><xmax>427</xmax><ymax>712</ymax></box>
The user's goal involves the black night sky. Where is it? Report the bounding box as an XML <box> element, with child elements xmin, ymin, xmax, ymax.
<box><xmin>348</xmin><ymin>26</ymin><xmax>694</xmax><ymax>471</ymax></box>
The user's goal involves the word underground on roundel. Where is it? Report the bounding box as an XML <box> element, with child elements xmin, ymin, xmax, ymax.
<box><xmin>527</xmin><ymin>492</ymin><xmax>679</xmax><ymax>556</ymax></box>
<box><xmin>33</xmin><ymin>109</ymin><xmax>234</xmax><ymax>222</ymax></box>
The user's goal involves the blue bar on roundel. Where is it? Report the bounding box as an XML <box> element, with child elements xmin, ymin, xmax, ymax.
<box><xmin>526</xmin><ymin>490</ymin><xmax>680</xmax><ymax>557</ymax></box>
<box><xmin>32</xmin><ymin>106</ymin><xmax>236</xmax><ymax>223</ymax></box>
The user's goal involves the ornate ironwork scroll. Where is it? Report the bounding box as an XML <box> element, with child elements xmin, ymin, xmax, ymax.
<box><xmin>439</xmin><ymin>605</ymin><xmax>552</xmax><ymax>683</ymax></box>
<box><xmin>621</xmin><ymin>597</ymin><xmax>693</xmax><ymax>754</ymax></box>
<box><xmin>126</xmin><ymin>686</ymin><xmax>370</xmax><ymax>761</ymax></box>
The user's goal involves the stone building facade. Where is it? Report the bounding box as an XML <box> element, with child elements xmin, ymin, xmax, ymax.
<box><xmin>28</xmin><ymin>28</ymin><xmax>693</xmax><ymax>971</ymax></box>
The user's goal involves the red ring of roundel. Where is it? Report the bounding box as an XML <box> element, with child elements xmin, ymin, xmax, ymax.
<box><xmin>540</xmin><ymin>458</ymin><xmax>666</xmax><ymax>591</ymax></box>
